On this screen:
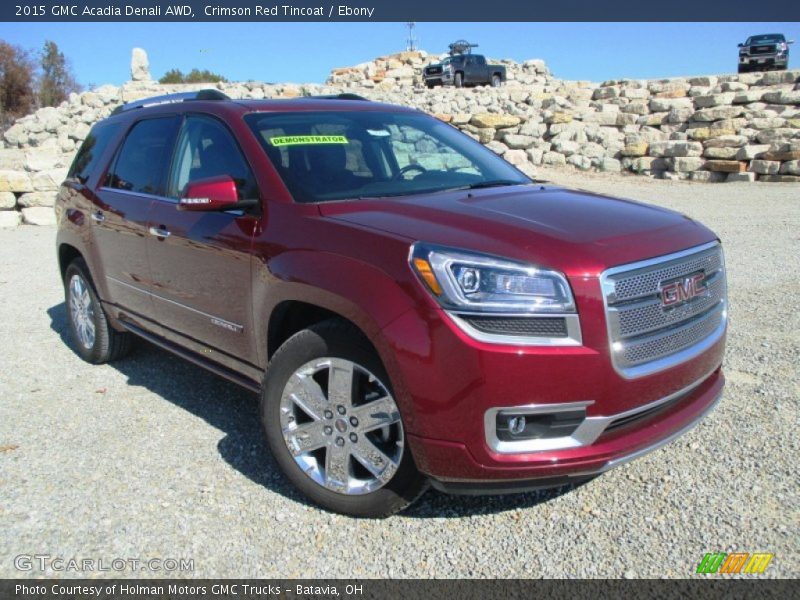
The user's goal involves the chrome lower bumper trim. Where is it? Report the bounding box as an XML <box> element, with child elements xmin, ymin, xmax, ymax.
<box><xmin>485</xmin><ymin>365</ymin><xmax>719</xmax><ymax>454</ymax></box>
<box><xmin>595</xmin><ymin>386</ymin><xmax>723</xmax><ymax>474</ymax></box>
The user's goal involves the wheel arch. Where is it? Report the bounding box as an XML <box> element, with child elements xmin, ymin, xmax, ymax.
<box><xmin>58</xmin><ymin>243</ymin><xmax>84</xmax><ymax>280</ymax></box>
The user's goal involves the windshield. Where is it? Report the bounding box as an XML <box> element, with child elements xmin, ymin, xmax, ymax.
<box><xmin>244</xmin><ymin>110</ymin><xmax>530</xmax><ymax>203</ymax></box>
<box><xmin>745</xmin><ymin>34</ymin><xmax>785</xmax><ymax>45</ymax></box>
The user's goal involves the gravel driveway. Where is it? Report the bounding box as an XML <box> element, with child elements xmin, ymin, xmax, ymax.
<box><xmin>0</xmin><ymin>172</ymin><xmax>797</xmax><ymax>578</ymax></box>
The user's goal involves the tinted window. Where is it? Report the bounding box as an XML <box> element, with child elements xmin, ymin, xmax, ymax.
<box><xmin>68</xmin><ymin>121</ymin><xmax>120</xmax><ymax>184</ymax></box>
<box><xmin>746</xmin><ymin>34</ymin><xmax>785</xmax><ymax>45</ymax></box>
<box><xmin>168</xmin><ymin>115</ymin><xmax>258</xmax><ymax>200</ymax></box>
<box><xmin>106</xmin><ymin>117</ymin><xmax>180</xmax><ymax>195</ymax></box>
<box><xmin>245</xmin><ymin>111</ymin><xmax>529</xmax><ymax>203</ymax></box>
<box><xmin>475</xmin><ymin>56</ymin><xmax>486</xmax><ymax>66</ymax></box>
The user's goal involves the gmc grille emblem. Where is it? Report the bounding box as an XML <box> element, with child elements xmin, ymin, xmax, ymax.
<box><xmin>660</xmin><ymin>273</ymin><xmax>707</xmax><ymax>307</ymax></box>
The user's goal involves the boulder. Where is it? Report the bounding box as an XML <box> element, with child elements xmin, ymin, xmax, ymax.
<box><xmin>0</xmin><ymin>210</ymin><xmax>22</xmax><ymax>228</ymax></box>
<box><xmin>726</xmin><ymin>172</ymin><xmax>756</xmax><ymax>182</ymax></box>
<box><xmin>21</xmin><ymin>206</ymin><xmax>56</xmax><ymax>226</ymax></box>
<box><xmin>17</xmin><ymin>192</ymin><xmax>56</xmax><ymax>207</ymax></box>
<box><xmin>0</xmin><ymin>170</ymin><xmax>33</xmax><ymax>193</ymax></box>
<box><xmin>470</xmin><ymin>113</ymin><xmax>521</xmax><ymax>129</ymax></box>
<box><xmin>692</xmin><ymin>106</ymin><xmax>744</xmax><ymax>122</ymax></box>
<box><xmin>749</xmin><ymin>160</ymin><xmax>781</xmax><ymax>175</ymax></box>
<box><xmin>705</xmin><ymin>160</ymin><xmax>746</xmax><ymax>173</ymax></box>
<box><xmin>0</xmin><ymin>191</ymin><xmax>16</xmax><ymax>209</ymax></box>
<box><xmin>648</xmin><ymin>141</ymin><xmax>703</xmax><ymax>157</ymax></box>
<box><xmin>130</xmin><ymin>48</ymin><xmax>151</xmax><ymax>81</ymax></box>
<box><xmin>672</xmin><ymin>157</ymin><xmax>705</xmax><ymax>172</ymax></box>
<box><xmin>780</xmin><ymin>160</ymin><xmax>800</xmax><ymax>175</ymax></box>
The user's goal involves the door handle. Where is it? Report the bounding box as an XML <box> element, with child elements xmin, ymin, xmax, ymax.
<box><xmin>149</xmin><ymin>226</ymin><xmax>171</xmax><ymax>238</ymax></box>
<box><xmin>90</xmin><ymin>210</ymin><xmax>105</xmax><ymax>223</ymax></box>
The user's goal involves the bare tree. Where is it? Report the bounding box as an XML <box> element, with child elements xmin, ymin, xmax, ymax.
<box><xmin>0</xmin><ymin>41</ymin><xmax>36</xmax><ymax>126</ymax></box>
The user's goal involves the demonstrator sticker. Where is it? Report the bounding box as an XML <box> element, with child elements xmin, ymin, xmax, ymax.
<box><xmin>270</xmin><ymin>135</ymin><xmax>348</xmax><ymax>147</ymax></box>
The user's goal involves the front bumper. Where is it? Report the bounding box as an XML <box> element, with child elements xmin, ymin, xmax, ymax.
<box><xmin>426</xmin><ymin>369</ymin><xmax>723</xmax><ymax>494</ymax></box>
<box><xmin>424</xmin><ymin>72</ymin><xmax>453</xmax><ymax>86</ymax></box>
<box><xmin>739</xmin><ymin>54</ymin><xmax>788</xmax><ymax>67</ymax></box>
<box><xmin>380</xmin><ymin>277</ymin><xmax>726</xmax><ymax>489</ymax></box>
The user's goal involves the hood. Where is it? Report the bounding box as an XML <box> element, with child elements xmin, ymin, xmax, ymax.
<box><xmin>318</xmin><ymin>185</ymin><xmax>717</xmax><ymax>277</ymax></box>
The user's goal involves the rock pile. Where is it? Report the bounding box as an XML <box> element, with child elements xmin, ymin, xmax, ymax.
<box><xmin>1</xmin><ymin>49</ymin><xmax>798</xmax><ymax>227</ymax></box>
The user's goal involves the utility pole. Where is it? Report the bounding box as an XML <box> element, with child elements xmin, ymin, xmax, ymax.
<box><xmin>405</xmin><ymin>22</ymin><xmax>417</xmax><ymax>51</ymax></box>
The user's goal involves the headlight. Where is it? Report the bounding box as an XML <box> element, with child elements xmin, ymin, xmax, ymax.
<box><xmin>410</xmin><ymin>243</ymin><xmax>576</xmax><ymax>314</ymax></box>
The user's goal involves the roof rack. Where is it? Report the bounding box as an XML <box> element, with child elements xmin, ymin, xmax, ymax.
<box><xmin>448</xmin><ymin>40</ymin><xmax>479</xmax><ymax>56</ymax></box>
<box><xmin>110</xmin><ymin>89</ymin><xmax>230</xmax><ymax>115</ymax></box>
<box><xmin>300</xmin><ymin>93</ymin><xmax>370</xmax><ymax>101</ymax></box>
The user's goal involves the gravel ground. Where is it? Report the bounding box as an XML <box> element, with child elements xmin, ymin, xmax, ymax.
<box><xmin>0</xmin><ymin>172</ymin><xmax>798</xmax><ymax>579</ymax></box>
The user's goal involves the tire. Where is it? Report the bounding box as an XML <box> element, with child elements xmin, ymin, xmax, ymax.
<box><xmin>426</xmin><ymin>82</ymin><xmax>434</xmax><ymax>89</ymax></box>
<box><xmin>261</xmin><ymin>319</ymin><xmax>428</xmax><ymax>517</ymax></box>
<box><xmin>454</xmin><ymin>72</ymin><xmax>464</xmax><ymax>88</ymax></box>
<box><xmin>737</xmin><ymin>65</ymin><xmax>747</xmax><ymax>74</ymax></box>
<box><xmin>491</xmin><ymin>74</ymin><xmax>501</xmax><ymax>87</ymax></box>
<box><xmin>64</xmin><ymin>258</ymin><xmax>132</xmax><ymax>364</ymax></box>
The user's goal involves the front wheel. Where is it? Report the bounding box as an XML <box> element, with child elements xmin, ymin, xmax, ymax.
<box><xmin>454</xmin><ymin>72</ymin><xmax>464</xmax><ymax>88</ymax></box>
<box><xmin>64</xmin><ymin>258</ymin><xmax>131</xmax><ymax>363</ymax></box>
<box><xmin>261</xmin><ymin>319</ymin><xmax>428</xmax><ymax>517</ymax></box>
<box><xmin>491</xmin><ymin>74</ymin><xmax>502</xmax><ymax>87</ymax></box>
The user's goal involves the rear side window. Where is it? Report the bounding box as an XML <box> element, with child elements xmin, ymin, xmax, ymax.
<box><xmin>105</xmin><ymin>116</ymin><xmax>180</xmax><ymax>196</ymax></box>
<box><xmin>68</xmin><ymin>121</ymin><xmax>120</xmax><ymax>184</ymax></box>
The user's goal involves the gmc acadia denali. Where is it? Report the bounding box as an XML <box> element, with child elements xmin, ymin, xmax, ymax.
<box><xmin>56</xmin><ymin>90</ymin><xmax>727</xmax><ymax>517</ymax></box>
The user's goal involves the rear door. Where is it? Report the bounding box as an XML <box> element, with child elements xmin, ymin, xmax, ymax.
<box><xmin>145</xmin><ymin>113</ymin><xmax>260</xmax><ymax>363</ymax></box>
<box><xmin>92</xmin><ymin>116</ymin><xmax>181</xmax><ymax>317</ymax></box>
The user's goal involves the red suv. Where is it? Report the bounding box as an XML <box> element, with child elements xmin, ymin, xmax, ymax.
<box><xmin>56</xmin><ymin>91</ymin><xmax>727</xmax><ymax>517</ymax></box>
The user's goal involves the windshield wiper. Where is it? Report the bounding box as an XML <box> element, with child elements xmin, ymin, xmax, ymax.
<box><xmin>448</xmin><ymin>180</ymin><xmax>526</xmax><ymax>192</ymax></box>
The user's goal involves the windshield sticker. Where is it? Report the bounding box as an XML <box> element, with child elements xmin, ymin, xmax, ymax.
<box><xmin>270</xmin><ymin>135</ymin><xmax>348</xmax><ymax>147</ymax></box>
<box><xmin>367</xmin><ymin>129</ymin><xmax>391</xmax><ymax>137</ymax></box>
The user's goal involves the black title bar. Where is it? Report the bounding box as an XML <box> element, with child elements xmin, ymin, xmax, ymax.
<box><xmin>3</xmin><ymin>0</ymin><xmax>800</xmax><ymax>22</ymax></box>
<box><xmin>3</xmin><ymin>579</ymin><xmax>798</xmax><ymax>600</ymax></box>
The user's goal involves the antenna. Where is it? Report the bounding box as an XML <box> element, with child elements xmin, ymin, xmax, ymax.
<box><xmin>405</xmin><ymin>22</ymin><xmax>417</xmax><ymax>52</ymax></box>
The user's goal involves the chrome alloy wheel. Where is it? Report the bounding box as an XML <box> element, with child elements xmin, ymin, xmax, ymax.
<box><xmin>68</xmin><ymin>273</ymin><xmax>96</xmax><ymax>350</ymax></box>
<box><xmin>279</xmin><ymin>357</ymin><xmax>404</xmax><ymax>495</ymax></box>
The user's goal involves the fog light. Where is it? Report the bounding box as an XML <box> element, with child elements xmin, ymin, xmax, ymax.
<box><xmin>508</xmin><ymin>415</ymin><xmax>526</xmax><ymax>435</ymax></box>
<box><xmin>495</xmin><ymin>409</ymin><xmax>586</xmax><ymax>442</ymax></box>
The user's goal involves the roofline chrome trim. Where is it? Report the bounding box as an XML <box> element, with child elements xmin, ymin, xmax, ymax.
<box><xmin>484</xmin><ymin>364</ymin><xmax>719</xmax><ymax>454</ymax></box>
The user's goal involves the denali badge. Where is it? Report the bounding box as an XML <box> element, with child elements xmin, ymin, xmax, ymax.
<box><xmin>660</xmin><ymin>273</ymin><xmax>707</xmax><ymax>307</ymax></box>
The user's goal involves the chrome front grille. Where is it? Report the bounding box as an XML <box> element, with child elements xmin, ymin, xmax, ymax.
<box><xmin>601</xmin><ymin>241</ymin><xmax>727</xmax><ymax>378</ymax></box>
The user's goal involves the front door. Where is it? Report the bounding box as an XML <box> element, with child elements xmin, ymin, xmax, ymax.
<box><xmin>146</xmin><ymin>114</ymin><xmax>261</xmax><ymax>363</ymax></box>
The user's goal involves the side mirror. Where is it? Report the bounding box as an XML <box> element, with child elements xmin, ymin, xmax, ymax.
<box><xmin>178</xmin><ymin>175</ymin><xmax>254</xmax><ymax>211</ymax></box>
<box><xmin>789</xmin><ymin>40</ymin><xmax>795</xmax><ymax>45</ymax></box>
<box><xmin>737</xmin><ymin>43</ymin><xmax>743</xmax><ymax>47</ymax></box>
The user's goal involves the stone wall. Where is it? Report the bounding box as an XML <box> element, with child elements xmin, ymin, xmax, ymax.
<box><xmin>1</xmin><ymin>49</ymin><xmax>798</xmax><ymax>227</ymax></box>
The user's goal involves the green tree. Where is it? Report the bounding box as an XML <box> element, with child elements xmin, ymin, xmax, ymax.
<box><xmin>158</xmin><ymin>68</ymin><xmax>185</xmax><ymax>84</ymax></box>
<box><xmin>39</xmin><ymin>40</ymin><xmax>80</xmax><ymax>107</ymax></box>
<box><xmin>0</xmin><ymin>41</ymin><xmax>35</xmax><ymax>126</ymax></box>
<box><xmin>159</xmin><ymin>68</ymin><xmax>227</xmax><ymax>84</ymax></box>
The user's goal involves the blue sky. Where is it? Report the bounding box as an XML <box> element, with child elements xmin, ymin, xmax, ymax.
<box><xmin>1</xmin><ymin>22</ymin><xmax>798</xmax><ymax>87</ymax></box>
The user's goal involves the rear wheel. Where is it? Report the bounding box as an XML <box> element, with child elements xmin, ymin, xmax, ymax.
<box><xmin>261</xmin><ymin>319</ymin><xmax>428</xmax><ymax>517</ymax></box>
<box><xmin>491</xmin><ymin>74</ymin><xmax>502</xmax><ymax>87</ymax></box>
<box><xmin>64</xmin><ymin>258</ymin><xmax>131</xmax><ymax>364</ymax></box>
